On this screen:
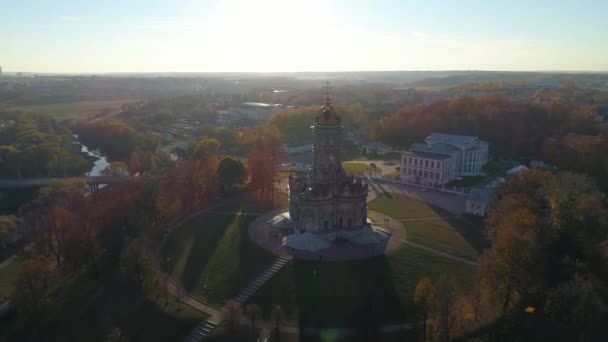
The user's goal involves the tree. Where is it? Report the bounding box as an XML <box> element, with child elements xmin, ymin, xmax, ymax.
<box><xmin>190</xmin><ymin>136</ymin><xmax>220</xmax><ymax>159</ymax></box>
<box><xmin>271</xmin><ymin>304</ymin><xmax>285</xmax><ymax>342</ymax></box>
<box><xmin>217</xmin><ymin>157</ymin><xmax>247</xmax><ymax>191</ymax></box>
<box><xmin>102</xmin><ymin>161</ymin><xmax>129</xmax><ymax>176</ymax></box>
<box><xmin>245</xmin><ymin>303</ymin><xmax>263</xmax><ymax>340</ymax></box>
<box><xmin>545</xmin><ymin>274</ymin><xmax>608</xmax><ymax>341</ymax></box>
<box><xmin>434</xmin><ymin>275</ymin><xmax>459</xmax><ymax>342</ymax></box>
<box><xmin>414</xmin><ymin>277</ymin><xmax>436</xmax><ymax>341</ymax></box>
<box><xmin>0</xmin><ymin>215</ymin><xmax>17</xmax><ymax>247</ymax></box>
<box><xmin>120</xmin><ymin>237</ymin><xmax>159</xmax><ymax>298</ymax></box>
<box><xmin>13</xmin><ymin>256</ymin><xmax>54</xmax><ymax>317</ymax></box>
<box><xmin>223</xmin><ymin>300</ymin><xmax>243</xmax><ymax>337</ymax></box>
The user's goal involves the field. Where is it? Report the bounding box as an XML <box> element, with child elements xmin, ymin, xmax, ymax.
<box><xmin>8</xmin><ymin>99</ymin><xmax>137</xmax><ymax>120</ymax></box>
<box><xmin>368</xmin><ymin>193</ymin><xmax>450</xmax><ymax>218</ymax></box>
<box><xmin>342</xmin><ymin>162</ymin><xmax>381</xmax><ymax>176</ymax></box>
<box><xmin>369</xmin><ymin>193</ymin><xmax>483</xmax><ymax>259</ymax></box>
<box><xmin>251</xmin><ymin>246</ymin><xmax>475</xmax><ymax>328</ymax></box>
<box><xmin>162</xmin><ymin>212</ymin><xmax>275</xmax><ymax>307</ymax></box>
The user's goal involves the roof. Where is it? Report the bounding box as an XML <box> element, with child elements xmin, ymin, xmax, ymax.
<box><xmin>403</xmin><ymin>150</ymin><xmax>451</xmax><ymax>161</ymax></box>
<box><xmin>425</xmin><ymin>133</ymin><xmax>479</xmax><ymax>148</ymax></box>
<box><xmin>469</xmin><ymin>188</ymin><xmax>491</xmax><ymax>203</ymax></box>
<box><xmin>410</xmin><ymin>142</ymin><xmax>460</xmax><ymax>155</ymax></box>
<box><xmin>507</xmin><ymin>165</ymin><xmax>528</xmax><ymax>175</ymax></box>
<box><xmin>315</xmin><ymin>98</ymin><xmax>341</xmax><ymax>126</ymax></box>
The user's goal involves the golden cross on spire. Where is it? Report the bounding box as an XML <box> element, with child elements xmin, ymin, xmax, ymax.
<box><xmin>323</xmin><ymin>81</ymin><xmax>333</xmax><ymax>105</ymax></box>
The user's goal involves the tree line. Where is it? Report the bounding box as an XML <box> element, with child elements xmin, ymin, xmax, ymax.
<box><xmin>414</xmin><ymin>169</ymin><xmax>608</xmax><ymax>341</ymax></box>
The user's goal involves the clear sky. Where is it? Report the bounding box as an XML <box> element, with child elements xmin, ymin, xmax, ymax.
<box><xmin>2</xmin><ymin>0</ymin><xmax>608</xmax><ymax>73</ymax></box>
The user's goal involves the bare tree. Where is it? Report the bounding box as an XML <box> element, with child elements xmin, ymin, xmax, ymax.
<box><xmin>245</xmin><ymin>303</ymin><xmax>263</xmax><ymax>340</ymax></box>
<box><xmin>223</xmin><ymin>300</ymin><xmax>243</xmax><ymax>337</ymax></box>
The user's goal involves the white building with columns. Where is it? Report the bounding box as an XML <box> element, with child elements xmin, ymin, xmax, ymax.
<box><xmin>410</xmin><ymin>133</ymin><xmax>489</xmax><ymax>176</ymax></box>
<box><xmin>400</xmin><ymin>151</ymin><xmax>456</xmax><ymax>186</ymax></box>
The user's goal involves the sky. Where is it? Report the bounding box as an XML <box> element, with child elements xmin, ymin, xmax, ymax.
<box><xmin>2</xmin><ymin>0</ymin><xmax>608</xmax><ymax>73</ymax></box>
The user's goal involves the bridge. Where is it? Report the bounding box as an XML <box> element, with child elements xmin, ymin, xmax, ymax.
<box><xmin>0</xmin><ymin>176</ymin><xmax>134</xmax><ymax>191</ymax></box>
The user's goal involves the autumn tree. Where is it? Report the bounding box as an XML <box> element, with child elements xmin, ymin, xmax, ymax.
<box><xmin>120</xmin><ymin>237</ymin><xmax>160</xmax><ymax>299</ymax></box>
<box><xmin>217</xmin><ymin>157</ymin><xmax>247</xmax><ymax>192</ymax></box>
<box><xmin>0</xmin><ymin>215</ymin><xmax>17</xmax><ymax>247</ymax></box>
<box><xmin>223</xmin><ymin>300</ymin><xmax>243</xmax><ymax>337</ymax></box>
<box><xmin>247</xmin><ymin>126</ymin><xmax>284</xmax><ymax>200</ymax></box>
<box><xmin>245</xmin><ymin>303</ymin><xmax>263</xmax><ymax>340</ymax></box>
<box><xmin>13</xmin><ymin>256</ymin><xmax>55</xmax><ymax>317</ymax></box>
<box><xmin>414</xmin><ymin>277</ymin><xmax>436</xmax><ymax>342</ymax></box>
<box><xmin>434</xmin><ymin>275</ymin><xmax>459</xmax><ymax>342</ymax></box>
<box><xmin>189</xmin><ymin>136</ymin><xmax>221</xmax><ymax>159</ymax></box>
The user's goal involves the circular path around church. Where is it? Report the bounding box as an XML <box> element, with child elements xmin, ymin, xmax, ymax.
<box><xmin>248</xmin><ymin>210</ymin><xmax>406</xmax><ymax>261</ymax></box>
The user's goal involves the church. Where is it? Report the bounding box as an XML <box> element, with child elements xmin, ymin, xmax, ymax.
<box><xmin>287</xmin><ymin>92</ymin><xmax>368</xmax><ymax>233</ymax></box>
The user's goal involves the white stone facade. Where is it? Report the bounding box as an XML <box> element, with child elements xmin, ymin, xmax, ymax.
<box><xmin>410</xmin><ymin>133</ymin><xmax>489</xmax><ymax>177</ymax></box>
<box><xmin>400</xmin><ymin>151</ymin><xmax>456</xmax><ymax>186</ymax></box>
<box><xmin>288</xmin><ymin>97</ymin><xmax>368</xmax><ymax>234</ymax></box>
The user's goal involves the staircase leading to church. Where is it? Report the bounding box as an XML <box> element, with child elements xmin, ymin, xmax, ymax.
<box><xmin>184</xmin><ymin>255</ymin><xmax>292</xmax><ymax>341</ymax></box>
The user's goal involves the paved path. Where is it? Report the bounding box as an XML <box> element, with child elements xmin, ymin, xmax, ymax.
<box><xmin>396</xmin><ymin>216</ymin><xmax>459</xmax><ymax>222</ymax></box>
<box><xmin>0</xmin><ymin>254</ymin><xmax>17</xmax><ymax>269</ymax></box>
<box><xmin>402</xmin><ymin>240</ymin><xmax>479</xmax><ymax>266</ymax></box>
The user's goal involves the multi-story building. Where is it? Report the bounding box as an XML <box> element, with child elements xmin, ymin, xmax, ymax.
<box><xmin>400</xmin><ymin>151</ymin><xmax>456</xmax><ymax>186</ymax></box>
<box><xmin>410</xmin><ymin>133</ymin><xmax>489</xmax><ymax>176</ymax></box>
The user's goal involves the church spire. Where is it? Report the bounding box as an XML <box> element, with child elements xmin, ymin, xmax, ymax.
<box><xmin>324</xmin><ymin>81</ymin><xmax>333</xmax><ymax>106</ymax></box>
<box><xmin>316</xmin><ymin>81</ymin><xmax>341</xmax><ymax>125</ymax></box>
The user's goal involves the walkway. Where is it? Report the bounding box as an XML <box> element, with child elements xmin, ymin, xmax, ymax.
<box><xmin>402</xmin><ymin>240</ymin><xmax>479</xmax><ymax>266</ymax></box>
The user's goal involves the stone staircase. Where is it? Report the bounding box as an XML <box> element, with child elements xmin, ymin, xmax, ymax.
<box><xmin>234</xmin><ymin>256</ymin><xmax>291</xmax><ymax>305</ymax></box>
<box><xmin>185</xmin><ymin>320</ymin><xmax>218</xmax><ymax>342</ymax></box>
<box><xmin>183</xmin><ymin>255</ymin><xmax>291</xmax><ymax>341</ymax></box>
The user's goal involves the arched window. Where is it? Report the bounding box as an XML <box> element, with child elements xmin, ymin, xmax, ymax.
<box><xmin>324</xmin><ymin>221</ymin><xmax>328</xmax><ymax>230</ymax></box>
<box><xmin>338</xmin><ymin>218</ymin><xmax>343</xmax><ymax>228</ymax></box>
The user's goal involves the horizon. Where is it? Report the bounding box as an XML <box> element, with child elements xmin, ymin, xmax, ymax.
<box><xmin>3</xmin><ymin>0</ymin><xmax>608</xmax><ymax>73</ymax></box>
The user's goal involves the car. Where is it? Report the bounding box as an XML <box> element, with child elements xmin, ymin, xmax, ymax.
<box><xmin>421</xmin><ymin>188</ymin><xmax>429</xmax><ymax>192</ymax></box>
<box><xmin>369</xmin><ymin>162</ymin><xmax>377</xmax><ymax>168</ymax></box>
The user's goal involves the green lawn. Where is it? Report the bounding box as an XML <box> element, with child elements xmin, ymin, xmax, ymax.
<box><xmin>403</xmin><ymin>219</ymin><xmax>479</xmax><ymax>260</ymax></box>
<box><xmin>8</xmin><ymin>99</ymin><xmax>137</xmax><ymax>120</ymax></box>
<box><xmin>369</xmin><ymin>193</ymin><xmax>482</xmax><ymax>260</ymax></box>
<box><xmin>162</xmin><ymin>212</ymin><xmax>275</xmax><ymax>306</ymax></box>
<box><xmin>369</xmin><ymin>193</ymin><xmax>449</xmax><ymax>219</ymax></box>
<box><xmin>342</xmin><ymin>162</ymin><xmax>381</xmax><ymax>176</ymax></box>
<box><xmin>213</xmin><ymin>190</ymin><xmax>288</xmax><ymax>213</ymax></box>
<box><xmin>0</xmin><ymin>259</ymin><xmax>19</xmax><ymax>302</ymax></box>
<box><xmin>251</xmin><ymin>245</ymin><xmax>476</xmax><ymax>328</ymax></box>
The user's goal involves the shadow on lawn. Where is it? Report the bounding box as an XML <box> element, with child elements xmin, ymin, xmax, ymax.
<box><xmin>429</xmin><ymin>205</ymin><xmax>490</xmax><ymax>254</ymax></box>
<box><xmin>292</xmin><ymin>256</ymin><xmax>405</xmax><ymax>332</ymax></box>
<box><xmin>178</xmin><ymin>215</ymin><xmax>233</xmax><ymax>292</ymax></box>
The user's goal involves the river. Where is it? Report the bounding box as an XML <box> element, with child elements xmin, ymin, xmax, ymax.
<box><xmin>80</xmin><ymin>144</ymin><xmax>109</xmax><ymax>176</ymax></box>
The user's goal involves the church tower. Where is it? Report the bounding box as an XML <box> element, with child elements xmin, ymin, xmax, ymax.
<box><xmin>288</xmin><ymin>83</ymin><xmax>368</xmax><ymax>234</ymax></box>
<box><xmin>311</xmin><ymin>83</ymin><xmax>343</xmax><ymax>185</ymax></box>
